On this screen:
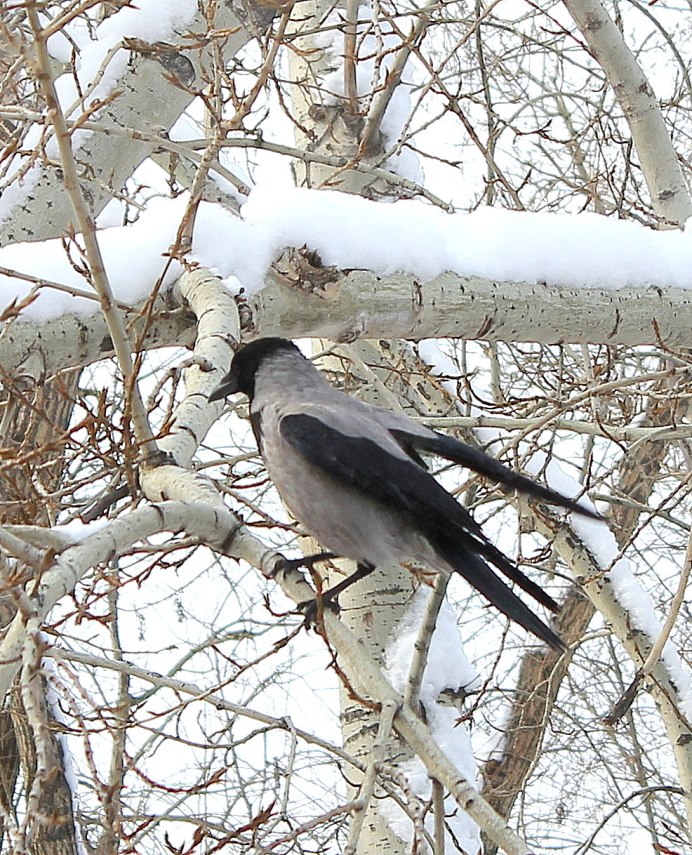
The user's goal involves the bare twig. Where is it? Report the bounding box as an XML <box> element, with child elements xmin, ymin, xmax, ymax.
<box><xmin>403</xmin><ymin>576</ymin><xmax>448</xmax><ymax>711</ymax></box>
<box><xmin>25</xmin><ymin>8</ymin><xmax>158</xmax><ymax>462</ymax></box>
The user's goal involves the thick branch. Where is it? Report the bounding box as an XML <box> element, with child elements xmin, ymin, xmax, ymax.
<box><xmin>4</xmin><ymin>273</ymin><xmax>692</xmax><ymax>384</ymax></box>
<box><xmin>562</xmin><ymin>0</ymin><xmax>692</xmax><ymax>224</ymax></box>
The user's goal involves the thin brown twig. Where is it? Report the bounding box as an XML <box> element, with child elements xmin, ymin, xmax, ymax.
<box><xmin>25</xmin><ymin>6</ymin><xmax>158</xmax><ymax>464</ymax></box>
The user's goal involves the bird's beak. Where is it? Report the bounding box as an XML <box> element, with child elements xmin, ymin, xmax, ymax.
<box><xmin>208</xmin><ymin>372</ymin><xmax>238</xmax><ymax>402</ymax></box>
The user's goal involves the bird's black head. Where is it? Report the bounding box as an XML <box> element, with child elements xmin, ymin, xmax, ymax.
<box><xmin>209</xmin><ymin>337</ymin><xmax>301</xmax><ymax>402</ymax></box>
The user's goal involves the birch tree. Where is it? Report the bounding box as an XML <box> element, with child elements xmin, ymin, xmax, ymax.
<box><xmin>0</xmin><ymin>1</ymin><xmax>690</xmax><ymax>854</ymax></box>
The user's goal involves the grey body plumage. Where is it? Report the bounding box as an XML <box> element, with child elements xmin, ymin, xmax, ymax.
<box><xmin>210</xmin><ymin>337</ymin><xmax>599</xmax><ymax>650</ymax></box>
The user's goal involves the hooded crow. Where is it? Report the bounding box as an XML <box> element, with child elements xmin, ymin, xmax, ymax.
<box><xmin>210</xmin><ymin>337</ymin><xmax>599</xmax><ymax>650</ymax></box>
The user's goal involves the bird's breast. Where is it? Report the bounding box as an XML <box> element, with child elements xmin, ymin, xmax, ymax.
<box><xmin>261</xmin><ymin>426</ymin><xmax>408</xmax><ymax>566</ymax></box>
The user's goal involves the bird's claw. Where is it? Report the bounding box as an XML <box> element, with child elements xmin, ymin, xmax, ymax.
<box><xmin>297</xmin><ymin>593</ymin><xmax>340</xmax><ymax>628</ymax></box>
<box><xmin>272</xmin><ymin>551</ymin><xmax>336</xmax><ymax>577</ymax></box>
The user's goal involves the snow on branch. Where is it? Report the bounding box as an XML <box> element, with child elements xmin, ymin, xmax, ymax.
<box><xmin>538</xmin><ymin>461</ymin><xmax>692</xmax><ymax>720</ymax></box>
<box><xmin>0</xmin><ymin>0</ymin><xmax>270</xmax><ymax>245</ymax></box>
<box><xmin>530</xmin><ymin>482</ymin><xmax>692</xmax><ymax>831</ymax></box>
<box><xmin>5</xmin><ymin>189</ymin><xmax>692</xmax><ymax>321</ymax></box>
<box><xmin>2</xmin><ymin>190</ymin><xmax>692</xmax><ymax>378</ymax></box>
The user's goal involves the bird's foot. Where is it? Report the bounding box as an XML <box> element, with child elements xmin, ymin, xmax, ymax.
<box><xmin>297</xmin><ymin>591</ymin><xmax>340</xmax><ymax>628</ymax></box>
<box><xmin>271</xmin><ymin>551</ymin><xmax>337</xmax><ymax>577</ymax></box>
<box><xmin>270</xmin><ymin>552</ymin><xmax>339</xmax><ymax>627</ymax></box>
<box><xmin>296</xmin><ymin>562</ymin><xmax>376</xmax><ymax>628</ymax></box>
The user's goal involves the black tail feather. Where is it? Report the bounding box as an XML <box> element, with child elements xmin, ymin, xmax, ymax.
<box><xmin>474</xmin><ymin>537</ymin><xmax>560</xmax><ymax>613</ymax></box>
<box><xmin>391</xmin><ymin>429</ymin><xmax>600</xmax><ymax>521</ymax></box>
<box><xmin>433</xmin><ymin>535</ymin><xmax>566</xmax><ymax>651</ymax></box>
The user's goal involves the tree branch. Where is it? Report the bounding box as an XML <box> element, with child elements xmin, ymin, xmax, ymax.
<box><xmin>562</xmin><ymin>0</ymin><xmax>692</xmax><ymax>224</ymax></box>
<box><xmin>5</xmin><ymin>272</ymin><xmax>692</xmax><ymax>386</ymax></box>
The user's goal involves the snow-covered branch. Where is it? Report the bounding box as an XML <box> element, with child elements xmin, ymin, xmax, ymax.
<box><xmin>537</xmin><ymin>510</ymin><xmax>692</xmax><ymax>832</ymax></box>
<box><xmin>0</xmin><ymin>1</ymin><xmax>272</xmax><ymax>244</ymax></box>
<box><xmin>4</xmin><ymin>269</ymin><xmax>692</xmax><ymax>388</ymax></box>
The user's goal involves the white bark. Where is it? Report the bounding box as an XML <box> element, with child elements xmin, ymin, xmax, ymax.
<box><xmin>165</xmin><ymin>269</ymin><xmax>241</xmax><ymax>467</ymax></box>
<box><xmin>0</xmin><ymin>294</ymin><xmax>194</xmax><ymax>382</ymax></box>
<box><xmin>1</xmin><ymin>3</ymin><xmax>273</xmax><ymax>245</ymax></box>
<box><xmin>252</xmin><ymin>268</ymin><xmax>692</xmax><ymax>346</ymax></box>
<box><xmin>562</xmin><ymin>0</ymin><xmax>692</xmax><ymax>224</ymax></box>
<box><xmin>4</xmin><ymin>273</ymin><xmax>692</xmax><ymax>384</ymax></box>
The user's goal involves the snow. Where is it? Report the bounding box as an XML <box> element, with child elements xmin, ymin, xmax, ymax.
<box><xmin>626</xmin><ymin>830</ymin><xmax>657</xmax><ymax>854</ymax></box>
<box><xmin>52</xmin><ymin>0</ymin><xmax>196</xmax><ymax>116</ymax></box>
<box><xmin>532</xmin><ymin>455</ymin><xmax>692</xmax><ymax>721</ymax></box>
<box><xmin>51</xmin><ymin>0</ymin><xmax>197</xmax><ymax>119</ymax></box>
<box><xmin>57</xmin><ymin>516</ymin><xmax>112</xmax><ymax>543</ymax></box>
<box><xmin>380</xmin><ymin>587</ymin><xmax>482</xmax><ymax>852</ymax></box>
<box><xmin>241</xmin><ymin>185</ymin><xmax>447</xmax><ymax>278</ymax></box>
<box><xmin>0</xmin><ymin>196</ymin><xmax>187</xmax><ymax>320</ymax></box>
<box><xmin>4</xmin><ymin>187</ymin><xmax>692</xmax><ymax>323</ymax></box>
<box><xmin>0</xmin><ymin>0</ymin><xmax>198</xmax><ymax>225</ymax></box>
<box><xmin>384</xmin><ymin>586</ymin><xmax>481</xmax><ymax>703</ymax></box>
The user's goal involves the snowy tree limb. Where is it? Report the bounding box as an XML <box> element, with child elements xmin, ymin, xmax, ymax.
<box><xmin>1</xmin><ymin>3</ymin><xmax>273</xmax><ymax>245</ymax></box>
<box><xmin>4</xmin><ymin>272</ymin><xmax>692</xmax><ymax>385</ymax></box>
<box><xmin>251</xmin><ymin>268</ymin><xmax>692</xmax><ymax>347</ymax></box>
<box><xmin>0</xmin><ymin>295</ymin><xmax>194</xmax><ymax>383</ymax></box>
<box><xmin>538</xmin><ymin>515</ymin><xmax>692</xmax><ymax>835</ymax></box>
<box><xmin>481</xmin><ymin>383</ymin><xmax>692</xmax><ymax>847</ymax></box>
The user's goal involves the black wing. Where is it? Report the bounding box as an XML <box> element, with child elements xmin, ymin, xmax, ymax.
<box><xmin>281</xmin><ymin>413</ymin><xmax>564</xmax><ymax>650</ymax></box>
<box><xmin>390</xmin><ymin>428</ymin><xmax>599</xmax><ymax>519</ymax></box>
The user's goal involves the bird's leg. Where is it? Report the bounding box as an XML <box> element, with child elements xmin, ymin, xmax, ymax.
<box><xmin>319</xmin><ymin>561</ymin><xmax>376</xmax><ymax>603</ymax></box>
<box><xmin>299</xmin><ymin>562</ymin><xmax>376</xmax><ymax>625</ymax></box>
